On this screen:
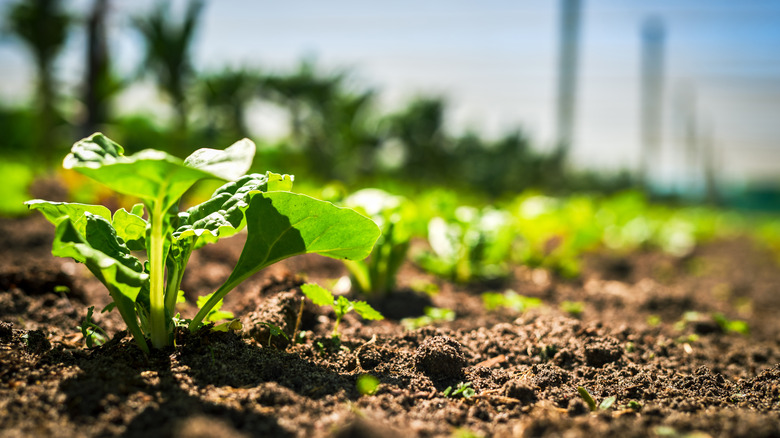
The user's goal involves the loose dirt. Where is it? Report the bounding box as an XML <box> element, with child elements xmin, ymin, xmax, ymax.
<box><xmin>1</xmin><ymin>215</ymin><xmax>779</xmax><ymax>437</ymax></box>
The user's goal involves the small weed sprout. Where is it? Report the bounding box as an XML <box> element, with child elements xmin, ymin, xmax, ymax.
<box><xmin>443</xmin><ymin>382</ymin><xmax>475</xmax><ymax>399</ymax></box>
<box><xmin>482</xmin><ymin>290</ymin><xmax>542</xmax><ymax>313</ymax></box>
<box><xmin>576</xmin><ymin>386</ymin><xmax>616</xmax><ymax>411</ymax></box>
<box><xmin>560</xmin><ymin>300</ymin><xmax>584</xmax><ymax>317</ymax></box>
<box><xmin>258</xmin><ymin>322</ymin><xmax>289</xmax><ymax>347</ymax></box>
<box><xmin>300</xmin><ymin>283</ymin><xmax>384</xmax><ymax>339</ymax></box>
<box><xmin>79</xmin><ymin>306</ymin><xmax>108</xmax><ymax>348</ymax></box>
<box><xmin>401</xmin><ymin>307</ymin><xmax>455</xmax><ymax>330</ymax></box>
<box><xmin>356</xmin><ymin>374</ymin><xmax>380</xmax><ymax>395</ymax></box>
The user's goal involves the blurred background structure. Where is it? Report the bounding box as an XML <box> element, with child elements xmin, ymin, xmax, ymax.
<box><xmin>0</xmin><ymin>0</ymin><xmax>779</xmax><ymax>209</ymax></box>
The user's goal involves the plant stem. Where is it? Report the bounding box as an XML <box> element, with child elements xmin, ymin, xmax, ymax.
<box><xmin>149</xmin><ymin>203</ymin><xmax>168</xmax><ymax>349</ymax></box>
<box><xmin>332</xmin><ymin>315</ymin><xmax>342</xmax><ymax>338</ymax></box>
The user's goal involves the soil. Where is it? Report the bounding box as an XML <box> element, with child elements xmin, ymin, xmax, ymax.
<box><xmin>1</xmin><ymin>215</ymin><xmax>780</xmax><ymax>437</ymax></box>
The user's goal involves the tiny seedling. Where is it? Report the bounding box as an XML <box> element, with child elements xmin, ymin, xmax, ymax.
<box><xmin>712</xmin><ymin>313</ymin><xmax>750</xmax><ymax>336</ymax></box>
<box><xmin>560</xmin><ymin>300</ymin><xmax>584</xmax><ymax>317</ymax></box>
<box><xmin>356</xmin><ymin>374</ymin><xmax>380</xmax><ymax>395</ymax></box>
<box><xmin>482</xmin><ymin>289</ymin><xmax>542</xmax><ymax>313</ymax></box>
<box><xmin>79</xmin><ymin>306</ymin><xmax>108</xmax><ymax>348</ymax></box>
<box><xmin>401</xmin><ymin>307</ymin><xmax>455</xmax><ymax>331</ymax></box>
<box><xmin>576</xmin><ymin>386</ymin><xmax>616</xmax><ymax>411</ymax></box>
<box><xmin>27</xmin><ymin>133</ymin><xmax>380</xmax><ymax>353</ymax></box>
<box><xmin>443</xmin><ymin>382</ymin><xmax>475</xmax><ymax>399</ymax></box>
<box><xmin>626</xmin><ymin>400</ymin><xmax>642</xmax><ymax>411</ymax></box>
<box><xmin>300</xmin><ymin>283</ymin><xmax>384</xmax><ymax>338</ymax></box>
<box><xmin>258</xmin><ymin>322</ymin><xmax>289</xmax><ymax>347</ymax></box>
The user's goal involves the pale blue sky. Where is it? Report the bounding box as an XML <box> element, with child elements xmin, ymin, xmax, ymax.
<box><xmin>1</xmin><ymin>0</ymin><xmax>779</xmax><ymax>184</ymax></box>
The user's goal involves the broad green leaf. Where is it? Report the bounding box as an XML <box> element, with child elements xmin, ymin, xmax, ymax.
<box><xmin>190</xmin><ymin>192</ymin><xmax>380</xmax><ymax>329</ymax></box>
<box><xmin>112</xmin><ymin>207</ymin><xmax>147</xmax><ymax>250</ymax></box>
<box><xmin>63</xmin><ymin>133</ymin><xmax>256</xmax><ymax>210</ymax></box>
<box><xmin>300</xmin><ymin>283</ymin><xmax>334</xmax><ymax>307</ymax></box>
<box><xmin>351</xmin><ymin>301</ymin><xmax>384</xmax><ymax>321</ymax></box>
<box><xmin>26</xmin><ymin>200</ymin><xmax>111</xmax><ymax>235</ymax></box>
<box><xmin>174</xmin><ymin>172</ymin><xmax>293</xmax><ymax>246</ymax></box>
<box><xmin>226</xmin><ymin>192</ymin><xmax>380</xmax><ymax>285</ymax></box>
<box><xmin>52</xmin><ymin>216</ymin><xmax>149</xmax><ymax>352</ymax></box>
<box><xmin>183</xmin><ymin>138</ymin><xmax>256</xmax><ymax>181</ymax></box>
<box><xmin>53</xmin><ymin>213</ymin><xmax>146</xmax><ymax>300</ymax></box>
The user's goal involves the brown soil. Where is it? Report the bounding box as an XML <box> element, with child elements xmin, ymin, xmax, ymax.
<box><xmin>1</xmin><ymin>215</ymin><xmax>779</xmax><ymax>437</ymax></box>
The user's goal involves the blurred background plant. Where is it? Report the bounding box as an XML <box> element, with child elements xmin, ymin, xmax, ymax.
<box><xmin>1</xmin><ymin>0</ymin><xmax>778</xmax><ymax>283</ymax></box>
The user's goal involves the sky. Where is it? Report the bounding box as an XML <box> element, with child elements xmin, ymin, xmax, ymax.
<box><xmin>1</xmin><ymin>0</ymin><xmax>779</xmax><ymax>187</ymax></box>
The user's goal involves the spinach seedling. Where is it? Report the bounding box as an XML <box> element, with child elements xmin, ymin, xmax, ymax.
<box><xmin>27</xmin><ymin>133</ymin><xmax>380</xmax><ymax>352</ymax></box>
<box><xmin>342</xmin><ymin>189</ymin><xmax>412</xmax><ymax>296</ymax></box>
<box><xmin>299</xmin><ymin>283</ymin><xmax>384</xmax><ymax>338</ymax></box>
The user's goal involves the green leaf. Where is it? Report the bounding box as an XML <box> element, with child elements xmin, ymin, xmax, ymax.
<box><xmin>599</xmin><ymin>395</ymin><xmax>616</xmax><ymax>410</ymax></box>
<box><xmin>190</xmin><ymin>192</ymin><xmax>380</xmax><ymax>330</ymax></box>
<box><xmin>334</xmin><ymin>295</ymin><xmax>353</xmax><ymax>318</ymax></box>
<box><xmin>173</xmin><ymin>172</ymin><xmax>292</xmax><ymax>246</ymax></box>
<box><xmin>52</xmin><ymin>216</ymin><xmax>149</xmax><ymax>352</ymax></box>
<box><xmin>183</xmin><ymin>138</ymin><xmax>256</xmax><ymax>181</ymax></box>
<box><xmin>300</xmin><ymin>283</ymin><xmax>335</xmax><ymax>307</ymax></box>
<box><xmin>112</xmin><ymin>207</ymin><xmax>147</xmax><ymax>250</ymax></box>
<box><xmin>53</xmin><ymin>214</ymin><xmax>146</xmax><ymax>298</ymax></box>
<box><xmin>577</xmin><ymin>386</ymin><xmax>598</xmax><ymax>411</ymax></box>
<box><xmin>26</xmin><ymin>200</ymin><xmax>111</xmax><ymax>234</ymax></box>
<box><xmin>63</xmin><ymin>133</ymin><xmax>256</xmax><ymax>210</ymax></box>
<box><xmin>351</xmin><ymin>301</ymin><xmax>384</xmax><ymax>321</ymax></box>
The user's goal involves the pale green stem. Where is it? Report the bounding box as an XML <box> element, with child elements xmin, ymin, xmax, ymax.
<box><xmin>148</xmin><ymin>204</ymin><xmax>169</xmax><ymax>349</ymax></box>
<box><xmin>331</xmin><ymin>315</ymin><xmax>343</xmax><ymax>338</ymax></box>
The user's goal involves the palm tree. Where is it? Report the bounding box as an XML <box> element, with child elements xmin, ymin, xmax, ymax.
<box><xmin>132</xmin><ymin>0</ymin><xmax>204</xmax><ymax>151</ymax></box>
<box><xmin>82</xmin><ymin>0</ymin><xmax>123</xmax><ymax>136</ymax></box>
<box><xmin>198</xmin><ymin>68</ymin><xmax>262</xmax><ymax>140</ymax></box>
<box><xmin>5</xmin><ymin>0</ymin><xmax>71</xmax><ymax>161</ymax></box>
<box><xmin>385</xmin><ymin>97</ymin><xmax>450</xmax><ymax>181</ymax></box>
<box><xmin>264</xmin><ymin>61</ymin><xmax>379</xmax><ymax>180</ymax></box>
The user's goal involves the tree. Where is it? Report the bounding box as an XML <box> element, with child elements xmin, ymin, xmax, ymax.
<box><xmin>132</xmin><ymin>0</ymin><xmax>204</xmax><ymax>151</ymax></box>
<box><xmin>82</xmin><ymin>0</ymin><xmax>123</xmax><ymax>136</ymax></box>
<box><xmin>5</xmin><ymin>0</ymin><xmax>71</xmax><ymax>161</ymax></box>
<box><xmin>198</xmin><ymin>68</ymin><xmax>261</xmax><ymax>140</ymax></box>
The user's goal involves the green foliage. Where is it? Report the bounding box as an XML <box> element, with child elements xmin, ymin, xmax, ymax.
<box><xmin>713</xmin><ymin>313</ymin><xmax>750</xmax><ymax>336</ymax></box>
<box><xmin>258</xmin><ymin>322</ymin><xmax>289</xmax><ymax>347</ymax></box>
<box><xmin>443</xmin><ymin>382</ymin><xmax>475</xmax><ymax>399</ymax></box>
<box><xmin>482</xmin><ymin>290</ymin><xmax>542</xmax><ymax>313</ymax></box>
<box><xmin>27</xmin><ymin>133</ymin><xmax>380</xmax><ymax>352</ymax></box>
<box><xmin>560</xmin><ymin>300</ymin><xmax>585</xmax><ymax>317</ymax></box>
<box><xmin>196</xmin><ymin>292</ymin><xmax>234</xmax><ymax>323</ymax></box>
<box><xmin>0</xmin><ymin>161</ymin><xmax>35</xmax><ymax>216</ymax></box>
<box><xmin>577</xmin><ymin>386</ymin><xmax>616</xmax><ymax>412</ymax></box>
<box><xmin>79</xmin><ymin>306</ymin><xmax>108</xmax><ymax>348</ymax></box>
<box><xmin>417</xmin><ymin>206</ymin><xmax>514</xmax><ymax>283</ymax></box>
<box><xmin>356</xmin><ymin>374</ymin><xmax>380</xmax><ymax>396</ymax></box>
<box><xmin>401</xmin><ymin>307</ymin><xmax>456</xmax><ymax>331</ymax></box>
<box><xmin>300</xmin><ymin>283</ymin><xmax>384</xmax><ymax>338</ymax></box>
<box><xmin>342</xmin><ymin>188</ymin><xmax>413</xmax><ymax>296</ymax></box>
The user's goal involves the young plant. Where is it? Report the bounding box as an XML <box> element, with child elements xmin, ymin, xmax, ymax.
<box><xmin>341</xmin><ymin>188</ymin><xmax>412</xmax><ymax>296</ymax></box>
<box><xmin>416</xmin><ymin>206</ymin><xmax>514</xmax><ymax>283</ymax></box>
<box><xmin>576</xmin><ymin>386</ymin><xmax>616</xmax><ymax>411</ymax></box>
<box><xmin>443</xmin><ymin>382</ymin><xmax>475</xmax><ymax>399</ymax></box>
<box><xmin>482</xmin><ymin>289</ymin><xmax>542</xmax><ymax>313</ymax></box>
<box><xmin>26</xmin><ymin>133</ymin><xmax>380</xmax><ymax>353</ymax></box>
<box><xmin>299</xmin><ymin>283</ymin><xmax>384</xmax><ymax>338</ymax></box>
<box><xmin>79</xmin><ymin>306</ymin><xmax>108</xmax><ymax>348</ymax></box>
